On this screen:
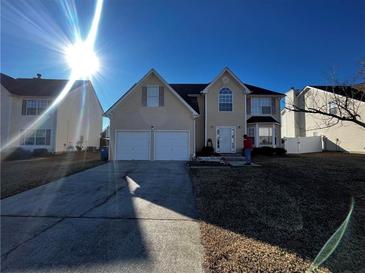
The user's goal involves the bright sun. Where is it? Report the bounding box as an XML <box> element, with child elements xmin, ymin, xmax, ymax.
<box><xmin>65</xmin><ymin>41</ymin><xmax>100</xmax><ymax>78</ymax></box>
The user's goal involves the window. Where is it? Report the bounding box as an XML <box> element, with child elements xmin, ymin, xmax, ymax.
<box><xmin>37</xmin><ymin>100</ymin><xmax>50</xmax><ymax>114</ymax></box>
<box><xmin>219</xmin><ymin>88</ymin><xmax>232</xmax><ymax>111</ymax></box>
<box><xmin>328</xmin><ymin>101</ymin><xmax>337</xmax><ymax>115</ymax></box>
<box><xmin>252</xmin><ymin>98</ymin><xmax>272</xmax><ymax>115</ymax></box>
<box><xmin>21</xmin><ymin>129</ymin><xmax>51</xmax><ymax>145</ymax></box>
<box><xmin>248</xmin><ymin>127</ymin><xmax>255</xmax><ymax>144</ymax></box>
<box><xmin>22</xmin><ymin>100</ymin><xmax>50</xmax><ymax>115</ymax></box>
<box><xmin>259</xmin><ymin>127</ymin><xmax>272</xmax><ymax>145</ymax></box>
<box><xmin>147</xmin><ymin>86</ymin><xmax>159</xmax><ymax>107</ymax></box>
<box><xmin>24</xmin><ymin>131</ymin><xmax>35</xmax><ymax>145</ymax></box>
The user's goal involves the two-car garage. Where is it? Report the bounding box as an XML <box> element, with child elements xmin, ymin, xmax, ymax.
<box><xmin>115</xmin><ymin>130</ymin><xmax>190</xmax><ymax>160</ymax></box>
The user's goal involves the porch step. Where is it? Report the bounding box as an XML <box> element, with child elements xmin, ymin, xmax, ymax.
<box><xmin>222</xmin><ymin>155</ymin><xmax>246</xmax><ymax>161</ymax></box>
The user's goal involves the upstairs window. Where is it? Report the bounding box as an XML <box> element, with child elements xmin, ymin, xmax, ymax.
<box><xmin>328</xmin><ymin>101</ymin><xmax>337</xmax><ymax>115</ymax></box>
<box><xmin>147</xmin><ymin>86</ymin><xmax>159</xmax><ymax>107</ymax></box>
<box><xmin>22</xmin><ymin>100</ymin><xmax>50</xmax><ymax>115</ymax></box>
<box><xmin>252</xmin><ymin>98</ymin><xmax>272</xmax><ymax>115</ymax></box>
<box><xmin>219</xmin><ymin>88</ymin><xmax>232</xmax><ymax>111</ymax></box>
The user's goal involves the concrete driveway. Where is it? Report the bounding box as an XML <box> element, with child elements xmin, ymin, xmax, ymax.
<box><xmin>1</xmin><ymin>161</ymin><xmax>203</xmax><ymax>272</ymax></box>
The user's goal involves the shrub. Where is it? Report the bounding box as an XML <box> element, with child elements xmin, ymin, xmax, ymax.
<box><xmin>5</xmin><ymin>147</ymin><xmax>32</xmax><ymax>161</ymax></box>
<box><xmin>275</xmin><ymin>147</ymin><xmax>287</xmax><ymax>155</ymax></box>
<box><xmin>32</xmin><ymin>148</ymin><xmax>49</xmax><ymax>157</ymax></box>
<box><xmin>253</xmin><ymin>146</ymin><xmax>275</xmax><ymax>156</ymax></box>
<box><xmin>75</xmin><ymin>145</ymin><xmax>83</xmax><ymax>151</ymax></box>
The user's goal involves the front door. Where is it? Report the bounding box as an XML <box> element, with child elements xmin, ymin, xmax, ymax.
<box><xmin>216</xmin><ymin>127</ymin><xmax>235</xmax><ymax>153</ymax></box>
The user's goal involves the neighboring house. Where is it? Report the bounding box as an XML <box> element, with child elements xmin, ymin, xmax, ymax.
<box><xmin>0</xmin><ymin>73</ymin><xmax>103</xmax><ymax>154</ymax></box>
<box><xmin>281</xmin><ymin>85</ymin><xmax>365</xmax><ymax>153</ymax></box>
<box><xmin>105</xmin><ymin>68</ymin><xmax>284</xmax><ymax>160</ymax></box>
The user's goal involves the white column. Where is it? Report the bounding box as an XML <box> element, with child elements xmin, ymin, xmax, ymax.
<box><xmin>272</xmin><ymin>124</ymin><xmax>276</xmax><ymax>148</ymax></box>
<box><xmin>255</xmin><ymin>124</ymin><xmax>259</xmax><ymax>147</ymax></box>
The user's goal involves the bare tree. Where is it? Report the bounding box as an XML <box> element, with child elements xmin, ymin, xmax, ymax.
<box><xmin>285</xmin><ymin>60</ymin><xmax>365</xmax><ymax>129</ymax></box>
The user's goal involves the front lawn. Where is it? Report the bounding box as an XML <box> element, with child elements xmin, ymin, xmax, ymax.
<box><xmin>1</xmin><ymin>151</ymin><xmax>105</xmax><ymax>199</ymax></box>
<box><xmin>190</xmin><ymin>152</ymin><xmax>365</xmax><ymax>272</ymax></box>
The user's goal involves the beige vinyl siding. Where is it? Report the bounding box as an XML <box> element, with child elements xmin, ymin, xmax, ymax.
<box><xmin>303</xmin><ymin>88</ymin><xmax>365</xmax><ymax>153</ymax></box>
<box><xmin>1</xmin><ymin>86</ymin><xmax>12</xmax><ymax>147</ymax></box>
<box><xmin>55</xmin><ymin>83</ymin><xmax>103</xmax><ymax>152</ymax></box>
<box><xmin>282</xmin><ymin>87</ymin><xmax>365</xmax><ymax>153</ymax></box>
<box><xmin>108</xmin><ymin>73</ymin><xmax>195</xmax><ymax>160</ymax></box>
<box><xmin>206</xmin><ymin>71</ymin><xmax>246</xmax><ymax>152</ymax></box>
<box><xmin>194</xmin><ymin>94</ymin><xmax>205</xmax><ymax>152</ymax></box>
<box><xmin>8</xmin><ymin>95</ymin><xmax>57</xmax><ymax>151</ymax></box>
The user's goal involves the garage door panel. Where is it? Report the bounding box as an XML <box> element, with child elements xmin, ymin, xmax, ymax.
<box><xmin>116</xmin><ymin>131</ymin><xmax>150</xmax><ymax>160</ymax></box>
<box><xmin>155</xmin><ymin>131</ymin><xmax>189</xmax><ymax>160</ymax></box>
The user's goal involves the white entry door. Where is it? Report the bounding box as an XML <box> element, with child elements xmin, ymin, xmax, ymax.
<box><xmin>217</xmin><ymin>127</ymin><xmax>235</xmax><ymax>153</ymax></box>
<box><xmin>154</xmin><ymin>131</ymin><xmax>189</xmax><ymax>160</ymax></box>
<box><xmin>115</xmin><ymin>131</ymin><xmax>150</xmax><ymax>160</ymax></box>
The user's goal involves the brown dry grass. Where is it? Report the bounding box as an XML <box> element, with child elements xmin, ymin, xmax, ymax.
<box><xmin>191</xmin><ymin>152</ymin><xmax>365</xmax><ymax>272</ymax></box>
<box><xmin>1</xmin><ymin>151</ymin><xmax>105</xmax><ymax>199</ymax></box>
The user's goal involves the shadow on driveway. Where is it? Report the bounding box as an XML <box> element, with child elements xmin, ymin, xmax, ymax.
<box><xmin>1</xmin><ymin>161</ymin><xmax>202</xmax><ymax>272</ymax></box>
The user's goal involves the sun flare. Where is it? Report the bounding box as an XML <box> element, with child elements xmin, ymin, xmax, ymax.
<box><xmin>65</xmin><ymin>41</ymin><xmax>100</xmax><ymax>78</ymax></box>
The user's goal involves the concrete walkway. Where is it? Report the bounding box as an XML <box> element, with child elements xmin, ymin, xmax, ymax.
<box><xmin>1</xmin><ymin>161</ymin><xmax>203</xmax><ymax>272</ymax></box>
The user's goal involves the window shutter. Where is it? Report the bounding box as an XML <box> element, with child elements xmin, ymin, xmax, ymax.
<box><xmin>22</xmin><ymin>100</ymin><xmax>27</xmax><ymax>115</ymax></box>
<box><xmin>159</xmin><ymin>86</ymin><xmax>164</xmax><ymax>106</ymax></box>
<box><xmin>142</xmin><ymin>87</ymin><xmax>147</xmax><ymax>106</ymax></box>
<box><xmin>247</xmin><ymin>97</ymin><xmax>251</xmax><ymax>115</ymax></box>
<box><xmin>272</xmin><ymin>98</ymin><xmax>277</xmax><ymax>114</ymax></box>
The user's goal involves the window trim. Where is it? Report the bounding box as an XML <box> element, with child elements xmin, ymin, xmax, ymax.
<box><xmin>218</xmin><ymin>88</ymin><xmax>233</xmax><ymax>112</ymax></box>
<box><xmin>247</xmin><ymin>126</ymin><xmax>256</xmax><ymax>144</ymax></box>
<box><xmin>146</xmin><ymin>85</ymin><xmax>160</xmax><ymax>107</ymax></box>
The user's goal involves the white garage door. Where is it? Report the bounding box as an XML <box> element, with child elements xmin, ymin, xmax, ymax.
<box><xmin>154</xmin><ymin>131</ymin><xmax>189</xmax><ymax>160</ymax></box>
<box><xmin>116</xmin><ymin>131</ymin><xmax>150</xmax><ymax>160</ymax></box>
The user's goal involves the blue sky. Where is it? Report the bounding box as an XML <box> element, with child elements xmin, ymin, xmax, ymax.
<box><xmin>1</xmin><ymin>0</ymin><xmax>365</xmax><ymax>128</ymax></box>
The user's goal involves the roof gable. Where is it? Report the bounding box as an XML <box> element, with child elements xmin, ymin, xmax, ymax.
<box><xmin>202</xmin><ymin>67</ymin><xmax>250</xmax><ymax>94</ymax></box>
<box><xmin>104</xmin><ymin>69</ymin><xmax>199</xmax><ymax>116</ymax></box>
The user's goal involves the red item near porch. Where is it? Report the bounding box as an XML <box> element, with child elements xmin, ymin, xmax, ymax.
<box><xmin>244</xmin><ymin>137</ymin><xmax>253</xmax><ymax>149</ymax></box>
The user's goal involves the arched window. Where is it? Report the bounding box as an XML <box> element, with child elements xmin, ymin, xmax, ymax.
<box><xmin>219</xmin><ymin>88</ymin><xmax>232</xmax><ymax>111</ymax></box>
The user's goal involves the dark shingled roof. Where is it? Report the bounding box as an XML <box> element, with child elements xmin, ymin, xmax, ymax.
<box><xmin>169</xmin><ymin>83</ymin><xmax>209</xmax><ymax>96</ymax></box>
<box><xmin>247</xmin><ymin>116</ymin><xmax>279</xmax><ymax>123</ymax></box>
<box><xmin>0</xmin><ymin>73</ymin><xmax>88</xmax><ymax>97</ymax></box>
<box><xmin>169</xmin><ymin>84</ymin><xmax>210</xmax><ymax>114</ymax></box>
<box><xmin>170</xmin><ymin>82</ymin><xmax>283</xmax><ymax>96</ymax></box>
<box><xmin>309</xmin><ymin>85</ymin><xmax>365</xmax><ymax>102</ymax></box>
<box><xmin>244</xmin><ymin>83</ymin><xmax>284</xmax><ymax>96</ymax></box>
<box><xmin>168</xmin><ymin>82</ymin><xmax>283</xmax><ymax>114</ymax></box>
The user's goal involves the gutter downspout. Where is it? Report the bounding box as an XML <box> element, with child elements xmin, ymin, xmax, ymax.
<box><xmin>243</xmin><ymin>92</ymin><xmax>247</xmax><ymax>134</ymax></box>
<box><xmin>193</xmin><ymin>117</ymin><xmax>196</xmax><ymax>158</ymax></box>
<box><xmin>204</xmin><ymin>92</ymin><xmax>207</xmax><ymax>146</ymax></box>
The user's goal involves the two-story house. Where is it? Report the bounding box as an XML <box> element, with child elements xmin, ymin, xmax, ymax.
<box><xmin>0</xmin><ymin>73</ymin><xmax>103</xmax><ymax>155</ymax></box>
<box><xmin>104</xmin><ymin>68</ymin><xmax>284</xmax><ymax>160</ymax></box>
<box><xmin>281</xmin><ymin>84</ymin><xmax>365</xmax><ymax>153</ymax></box>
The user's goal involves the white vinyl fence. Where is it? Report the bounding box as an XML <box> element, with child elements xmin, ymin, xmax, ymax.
<box><xmin>284</xmin><ymin>136</ymin><xmax>323</xmax><ymax>154</ymax></box>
